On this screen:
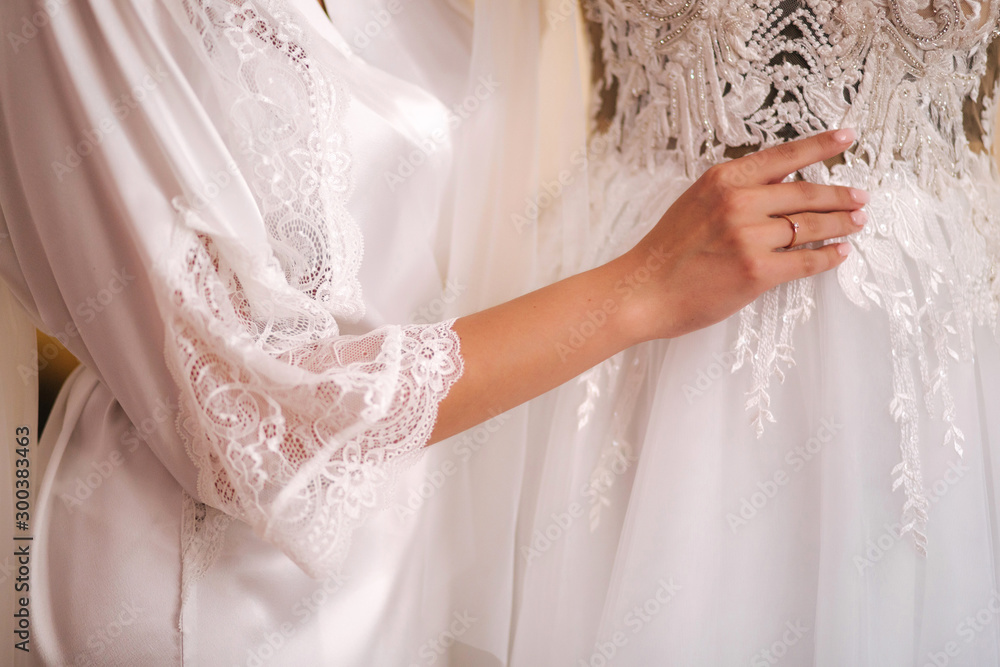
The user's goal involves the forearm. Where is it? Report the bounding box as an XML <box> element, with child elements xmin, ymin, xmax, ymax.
<box><xmin>427</xmin><ymin>128</ymin><xmax>865</xmax><ymax>445</ymax></box>
<box><xmin>428</xmin><ymin>251</ymin><xmax>646</xmax><ymax>444</ymax></box>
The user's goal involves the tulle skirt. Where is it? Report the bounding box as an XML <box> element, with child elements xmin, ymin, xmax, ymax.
<box><xmin>27</xmin><ymin>151</ymin><xmax>1000</xmax><ymax>665</ymax></box>
<box><xmin>509</xmin><ymin>152</ymin><xmax>1000</xmax><ymax>666</ymax></box>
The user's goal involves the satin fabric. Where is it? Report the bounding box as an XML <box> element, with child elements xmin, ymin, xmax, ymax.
<box><xmin>0</xmin><ymin>0</ymin><xmax>558</xmax><ymax>663</ymax></box>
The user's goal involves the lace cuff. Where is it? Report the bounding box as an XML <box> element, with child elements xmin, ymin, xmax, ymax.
<box><xmin>166</xmin><ymin>235</ymin><xmax>464</xmax><ymax>578</ymax></box>
<box><xmin>144</xmin><ymin>0</ymin><xmax>469</xmax><ymax>578</ymax></box>
<box><xmin>165</xmin><ymin>234</ymin><xmax>463</xmax><ymax>577</ymax></box>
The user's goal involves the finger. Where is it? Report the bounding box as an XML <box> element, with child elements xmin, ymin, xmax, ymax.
<box><xmin>769</xmin><ymin>242</ymin><xmax>852</xmax><ymax>285</ymax></box>
<box><xmin>780</xmin><ymin>211</ymin><xmax>868</xmax><ymax>248</ymax></box>
<box><xmin>732</xmin><ymin>129</ymin><xmax>856</xmax><ymax>185</ymax></box>
<box><xmin>764</xmin><ymin>210</ymin><xmax>866</xmax><ymax>250</ymax></box>
<box><xmin>757</xmin><ymin>181</ymin><xmax>869</xmax><ymax>215</ymax></box>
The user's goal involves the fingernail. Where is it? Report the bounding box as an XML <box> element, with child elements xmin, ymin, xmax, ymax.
<box><xmin>837</xmin><ymin>242</ymin><xmax>852</xmax><ymax>257</ymax></box>
<box><xmin>850</xmin><ymin>209</ymin><xmax>867</xmax><ymax>227</ymax></box>
<box><xmin>833</xmin><ymin>128</ymin><xmax>856</xmax><ymax>144</ymax></box>
<box><xmin>850</xmin><ymin>188</ymin><xmax>870</xmax><ymax>204</ymax></box>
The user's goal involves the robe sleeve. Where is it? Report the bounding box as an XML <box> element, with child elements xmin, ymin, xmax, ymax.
<box><xmin>0</xmin><ymin>0</ymin><xmax>463</xmax><ymax>577</ymax></box>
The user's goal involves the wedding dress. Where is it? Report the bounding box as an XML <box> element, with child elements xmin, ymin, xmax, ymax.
<box><xmin>507</xmin><ymin>1</ymin><xmax>1000</xmax><ymax>665</ymax></box>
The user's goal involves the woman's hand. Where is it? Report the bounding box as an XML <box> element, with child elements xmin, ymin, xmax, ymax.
<box><xmin>431</xmin><ymin>129</ymin><xmax>865</xmax><ymax>443</ymax></box>
<box><xmin>618</xmin><ymin>128</ymin><xmax>865</xmax><ymax>342</ymax></box>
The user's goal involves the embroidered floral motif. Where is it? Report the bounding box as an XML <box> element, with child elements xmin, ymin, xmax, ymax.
<box><xmin>585</xmin><ymin>0</ymin><xmax>1000</xmax><ymax>550</ymax></box>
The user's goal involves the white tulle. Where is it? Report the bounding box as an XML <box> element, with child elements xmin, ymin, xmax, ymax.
<box><xmin>510</xmin><ymin>2</ymin><xmax>1000</xmax><ymax>665</ymax></box>
<box><xmin>582</xmin><ymin>0</ymin><xmax>1000</xmax><ymax>551</ymax></box>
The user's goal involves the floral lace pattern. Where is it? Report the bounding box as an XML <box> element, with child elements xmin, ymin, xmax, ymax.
<box><xmin>585</xmin><ymin>0</ymin><xmax>1000</xmax><ymax>550</ymax></box>
<box><xmin>161</xmin><ymin>0</ymin><xmax>464</xmax><ymax>579</ymax></box>
<box><xmin>579</xmin><ymin>351</ymin><xmax>647</xmax><ymax>530</ymax></box>
<box><xmin>180</xmin><ymin>493</ymin><xmax>233</xmax><ymax>603</ymax></box>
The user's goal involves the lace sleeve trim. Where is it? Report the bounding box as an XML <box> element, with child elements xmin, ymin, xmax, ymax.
<box><xmin>158</xmin><ymin>0</ymin><xmax>465</xmax><ymax>579</ymax></box>
<box><xmin>166</xmin><ymin>259</ymin><xmax>464</xmax><ymax>577</ymax></box>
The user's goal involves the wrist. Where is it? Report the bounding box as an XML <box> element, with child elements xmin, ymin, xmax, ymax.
<box><xmin>593</xmin><ymin>247</ymin><xmax>665</xmax><ymax>348</ymax></box>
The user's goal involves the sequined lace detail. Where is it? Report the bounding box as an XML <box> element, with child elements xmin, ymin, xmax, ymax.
<box><xmin>584</xmin><ymin>0</ymin><xmax>1000</xmax><ymax>550</ymax></box>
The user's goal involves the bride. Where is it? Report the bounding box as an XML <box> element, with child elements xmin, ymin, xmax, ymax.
<box><xmin>0</xmin><ymin>0</ymin><xmax>865</xmax><ymax>664</ymax></box>
<box><xmin>509</xmin><ymin>1</ymin><xmax>1000</xmax><ymax>665</ymax></box>
<box><xmin>1</xmin><ymin>0</ymin><xmax>994</xmax><ymax>664</ymax></box>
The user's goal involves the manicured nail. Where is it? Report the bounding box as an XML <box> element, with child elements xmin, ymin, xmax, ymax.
<box><xmin>849</xmin><ymin>188</ymin><xmax>870</xmax><ymax>204</ymax></box>
<box><xmin>837</xmin><ymin>242</ymin><xmax>852</xmax><ymax>257</ymax></box>
<box><xmin>850</xmin><ymin>209</ymin><xmax>867</xmax><ymax>227</ymax></box>
<box><xmin>833</xmin><ymin>128</ymin><xmax>856</xmax><ymax>144</ymax></box>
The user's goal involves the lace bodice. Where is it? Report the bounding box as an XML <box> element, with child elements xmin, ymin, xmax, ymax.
<box><xmin>585</xmin><ymin>0</ymin><xmax>1000</xmax><ymax>182</ymax></box>
<box><xmin>584</xmin><ymin>0</ymin><xmax>1000</xmax><ymax>551</ymax></box>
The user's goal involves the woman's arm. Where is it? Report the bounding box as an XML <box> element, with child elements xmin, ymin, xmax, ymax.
<box><xmin>0</xmin><ymin>0</ymin><xmax>858</xmax><ymax>578</ymax></box>
<box><xmin>431</xmin><ymin>129</ymin><xmax>865</xmax><ymax>442</ymax></box>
